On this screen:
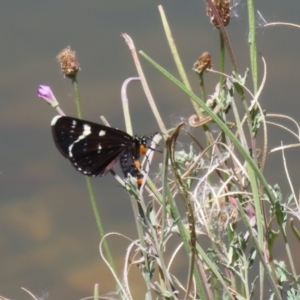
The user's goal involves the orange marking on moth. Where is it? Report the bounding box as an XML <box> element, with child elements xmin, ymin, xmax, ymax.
<box><xmin>139</xmin><ymin>144</ymin><xmax>147</xmax><ymax>155</ymax></box>
<box><xmin>136</xmin><ymin>177</ymin><xmax>143</xmax><ymax>187</ymax></box>
<box><xmin>134</xmin><ymin>160</ymin><xmax>141</xmax><ymax>169</ymax></box>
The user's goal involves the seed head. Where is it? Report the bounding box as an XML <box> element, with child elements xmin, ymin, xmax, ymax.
<box><xmin>56</xmin><ymin>46</ymin><xmax>80</xmax><ymax>78</ymax></box>
<box><xmin>206</xmin><ymin>0</ymin><xmax>231</xmax><ymax>28</ymax></box>
<box><xmin>193</xmin><ymin>52</ymin><xmax>213</xmax><ymax>74</ymax></box>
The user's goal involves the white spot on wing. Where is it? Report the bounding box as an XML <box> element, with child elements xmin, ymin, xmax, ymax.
<box><xmin>68</xmin><ymin>144</ymin><xmax>74</xmax><ymax>157</ymax></box>
<box><xmin>51</xmin><ymin>115</ymin><xmax>62</xmax><ymax>126</ymax></box>
<box><xmin>99</xmin><ymin>130</ymin><xmax>106</xmax><ymax>136</ymax></box>
<box><xmin>82</xmin><ymin>124</ymin><xmax>91</xmax><ymax>137</ymax></box>
<box><xmin>68</xmin><ymin>124</ymin><xmax>91</xmax><ymax>158</ymax></box>
<box><xmin>75</xmin><ymin>124</ymin><xmax>91</xmax><ymax>142</ymax></box>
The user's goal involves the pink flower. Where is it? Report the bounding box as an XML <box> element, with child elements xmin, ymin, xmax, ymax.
<box><xmin>37</xmin><ymin>85</ymin><xmax>59</xmax><ymax>108</ymax></box>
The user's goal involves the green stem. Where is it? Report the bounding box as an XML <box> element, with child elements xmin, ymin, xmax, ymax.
<box><xmin>94</xmin><ymin>284</ymin><xmax>99</xmax><ymax>300</ymax></box>
<box><xmin>158</xmin><ymin>5</ymin><xmax>203</xmax><ymax>120</ymax></box>
<box><xmin>71</xmin><ymin>77</ymin><xmax>115</xmax><ymax>272</ymax></box>
<box><xmin>247</xmin><ymin>0</ymin><xmax>258</xmax><ymax>94</ymax></box>
<box><xmin>72</xmin><ymin>78</ymin><xmax>82</xmax><ymax>119</ymax></box>
<box><xmin>219</xmin><ymin>30</ymin><xmax>225</xmax><ymax>82</ymax></box>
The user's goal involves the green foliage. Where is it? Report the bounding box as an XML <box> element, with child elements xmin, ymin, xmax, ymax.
<box><xmin>125</xmin><ymin>2</ymin><xmax>300</xmax><ymax>299</ymax></box>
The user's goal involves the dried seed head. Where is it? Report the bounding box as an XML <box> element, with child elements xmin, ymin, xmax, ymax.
<box><xmin>206</xmin><ymin>0</ymin><xmax>231</xmax><ymax>29</ymax></box>
<box><xmin>193</xmin><ymin>52</ymin><xmax>213</xmax><ymax>74</ymax></box>
<box><xmin>57</xmin><ymin>46</ymin><xmax>80</xmax><ymax>78</ymax></box>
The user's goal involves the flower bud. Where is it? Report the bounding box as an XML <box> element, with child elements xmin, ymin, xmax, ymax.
<box><xmin>37</xmin><ymin>85</ymin><xmax>59</xmax><ymax>108</ymax></box>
